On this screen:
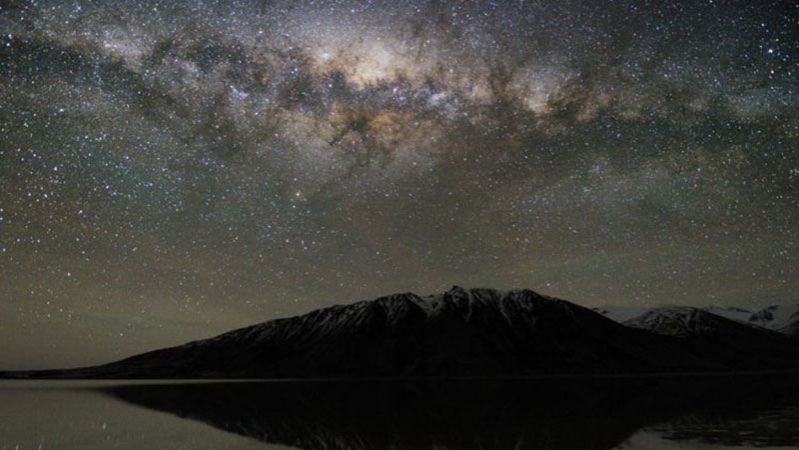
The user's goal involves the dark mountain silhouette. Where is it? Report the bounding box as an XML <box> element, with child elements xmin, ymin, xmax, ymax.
<box><xmin>624</xmin><ymin>306</ymin><xmax>773</xmax><ymax>338</ymax></box>
<box><xmin>624</xmin><ymin>307</ymin><xmax>799</xmax><ymax>370</ymax></box>
<box><xmin>747</xmin><ymin>304</ymin><xmax>799</xmax><ymax>331</ymax></box>
<box><xmin>4</xmin><ymin>287</ymin><xmax>799</xmax><ymax>379</ymax></box>
<box><xmin>782</xmin><ymin>312</ymin><xmax>799</xmax><ymax>336</ymax></box>
<box><xmin>99</xmin><ymin>375</ymin><xmax>799</xmax><ymax>450</ymax></box>
<box><xmin>597</xmin><ymin>303</ymin><xmax>799</xmax><ymax>335</ymax></box>
<box><xmin>750</xmin><ymin>305</ymin><xmax>780</xmax><ymax>324</ymax></box>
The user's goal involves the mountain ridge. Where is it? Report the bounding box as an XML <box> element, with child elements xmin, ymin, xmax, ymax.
<box><xmin>3</xmin><ymin>286</ymin><xmax>798</xmax><ymax>379</ymax></box>
<box><xmin>596</xmin><ymin>303</ymin><xmax>799</xmax><ymax>336</ymax></box>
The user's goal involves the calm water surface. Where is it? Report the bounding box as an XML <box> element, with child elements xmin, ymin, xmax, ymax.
<box><xmin>2</xmin><ymin>375</ymin><xmax>799</xmax><ymax>449</ymax></box>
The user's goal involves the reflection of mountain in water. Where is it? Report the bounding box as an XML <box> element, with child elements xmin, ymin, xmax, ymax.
<box><xmin>653</xmin><ymin>380</ymin><xmax>799</xmax><ymax>448</ymax></box>
<box><xmin>100</xmin><ymin>375</ymin><xmax>799</xmax><ymax>450</ymax></box>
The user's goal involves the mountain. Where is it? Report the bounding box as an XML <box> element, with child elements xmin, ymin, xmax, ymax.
<box><xmin>703</xmin><ymin>305</ymin><xmax>754</xmax><ymax>324</ymax></box>
<box><xmin>780</xmin><ymin>312</ymin><xmax>799</xmax><ymax>336</ymax></box>
<box><xmin>623</xmin><ymin>307</ymin><xmax>799</xmax><ymax>370</ymax></box>
<box><xmin>591</xmin><ymin>305</ymin><xmax>650</xmax><ymax>323</ymax></box>
<box><xmin>4</xmin><ymin>287</ymin><xmax>799</xmax><ymax>379</ymax></box>
<box><xmin>3</xmin><ymin>287</ymin><xmax>718</xmax><ymax>378</ymax></box>
<box><xmin>600</xmin><ymin>304</ymin><xmax>799</xmax><ymax>336</ymax></box>
<box><xmin>749</xmin><ymin>304</ymin><xmax>799</xmax><ymax>331</ymax></box>
<box><xmin>623</xmin><ymin>306</ymin><xmax>761</xmax><ymax>338</ymax></box>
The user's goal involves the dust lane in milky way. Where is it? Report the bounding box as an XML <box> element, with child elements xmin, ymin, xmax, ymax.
<box><xmin>0</xmin><ymin>0</ymin><xmax>797</xmax><ymax>369</ymax></box>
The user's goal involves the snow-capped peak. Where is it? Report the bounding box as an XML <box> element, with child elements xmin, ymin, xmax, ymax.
<box><xmin>623</xmin><ymin>306</ymin><xmax>748</xmax><ymax>337</ymax></box>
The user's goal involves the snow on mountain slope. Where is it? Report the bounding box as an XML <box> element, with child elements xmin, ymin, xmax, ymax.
<box><xmin>780</xmin><ymin>311</ymin><xmax>799</xmax><ymax>336</ymax></box>
<box><xmin>23</xmin><ymin>286</ymin><xmax>727</xmax><ymax>378</ymax></box>
<box><xmin>621</xmin><ymin>306</ymin><xmax>799</xmax><ymax>370</ymax></box>
<box><xmin>596</xmin><ymin>305</ymin><xmax>756</xmax><ymax>327</ymax></box>
<box><xmin>622</xmin><ymin>307</ymin><xmax>753</xmax><ymax>338</ymax></box>
<box><xmin>703</xmin><ymin>306</ymin><xmax>754</xmax><ymax>324</ymax></box>
<box><xmin>592</xmin><ymin>306</ymin><xmax>651</xmax><ymax>323</ymax></box>
<box><xmin>602</xmin><ymin>304</ymin><xmax>799</xmax><ymax>336</ymax></box>
<box><xmin>6</xmin><ymin>287</ymin><xmax>799</xmax><ymax>379</ymax></box>
<box><xmin>748</xmin><ymin>304</ymin><xmax>799</xmax><ymax>330</ymax></box>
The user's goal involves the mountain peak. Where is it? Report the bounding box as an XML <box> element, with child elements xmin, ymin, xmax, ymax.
<box><xmin>624</xmin><ymin>306</ymin><xmax>767</xmax><ymax>338</ymax></box>
<box><xmin>367</xmin><ymin>287</ymin><xmax>563</xmax><ymax>322</ymax></box>
<box><xmin>448</xmin><ymin>285</ymin><xmax>468</xmax><ymax>294</ymax></box>
<box><xmin>7</xmin><ymin>288</ymin><xmax>799</xmax><ymax>379</ymax></box>
<box><xmin>32</xmin><ymin>287</ymin><xmax>700</xmax><ymax>378</ymax></box>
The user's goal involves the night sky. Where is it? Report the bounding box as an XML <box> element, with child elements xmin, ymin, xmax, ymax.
<box><xmin>1</xmin><ymin>0</ymin><xmax>797</xmax><ymax>369</ymax></box>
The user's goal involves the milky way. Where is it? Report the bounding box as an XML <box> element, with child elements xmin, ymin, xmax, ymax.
<box><xmin>1</xmin><ymin>0</ymin><xmax>797</xmax><ymax>368</ymax></box>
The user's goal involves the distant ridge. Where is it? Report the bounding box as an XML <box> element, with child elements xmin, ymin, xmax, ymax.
<box><xmin>3</xmin><ymin>287</ymin><xmax>799</xmax><ymax>379</ymax></box>
<box><xmin>623</xmin><ymin>306</ymin><xmax>799</xmax><ymax>370</ymax></box>
<box><xmin>623</xmin><ymin>306</ymin><xmax>767</xmax><ymax>338</ymax></box>
<box><xmin>748</xmin><ymin>304</ymin><xmax>799</xmax><ymax>332</ymax></box>
<box><xmin>598</xmin><ymin>303</ymin><xmax>799</xmax><ymax>334</ymax></box>
<box><xmin>781</xmin><ymin>312</ymin><xmax>799</xmax><ymax>336</ymax></box>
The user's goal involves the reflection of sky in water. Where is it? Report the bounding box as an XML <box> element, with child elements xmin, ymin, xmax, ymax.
<box><xmin>2</xmin><ymin>380</ymin><xmax>799</xmax><ymax>450</ymax></box>
<box><xmin>0</xmin><ymin>382</ymin><xmax>273</xmax><ymax>450</ymax></box>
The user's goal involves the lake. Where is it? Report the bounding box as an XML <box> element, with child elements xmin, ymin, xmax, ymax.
<box><xmin>2</xmin><ymin>374</ymin><xmax>799</xmax><ymax>449</ymax></box>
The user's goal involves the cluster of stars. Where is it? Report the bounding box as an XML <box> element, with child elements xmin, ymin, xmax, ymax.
<box><xmin>0</xmin><ymin>0</ymin><xmax>797</xmax><ymax>369</ymax></box>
